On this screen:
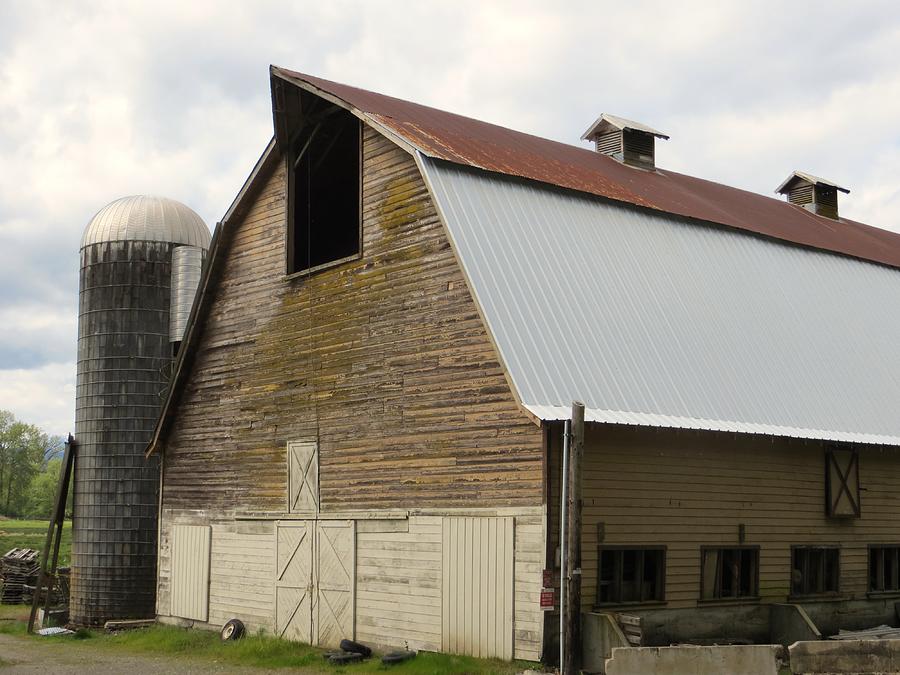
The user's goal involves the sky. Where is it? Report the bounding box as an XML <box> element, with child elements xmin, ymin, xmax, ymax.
<box><xmin>1</xmin><ymin>0</ymin><xmax>900</xmax><ymax>437</ymax></box>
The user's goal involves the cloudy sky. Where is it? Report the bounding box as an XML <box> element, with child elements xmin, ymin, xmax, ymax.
<box><xmin>1</xmin><ymin>1</ymin><xmax>899</xmax><ymax>436</ymax></box>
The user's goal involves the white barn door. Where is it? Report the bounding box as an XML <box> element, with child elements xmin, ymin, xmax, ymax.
<box><xmin>275</xmin><ymin>521</ymin><xmax>314</xmax><ymax>643</ymax></box>
<box><xmin>275</xmin><ymin>520</ymin><xmax>355</xmax><ymax>648</ymax></box>
<box><xmin>316</xmin><ymin>520</ymin><xmax>356</xmax><ymax>647</ymax></box>
<box><xmin>442</xmin><ymin>516</ymin><xmax>515</xmax><ymax>659</ymax></box>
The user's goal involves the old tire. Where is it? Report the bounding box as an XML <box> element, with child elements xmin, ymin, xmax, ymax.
<box><xmin>220</xmin><ymin>618</ymin><xmax>245</xmax><ymax>641</ymax></box>
<box><xmin>329</xmin><ymin>652</ymin><xmax>363</xmax><ymax>664</ymax></box>
<box><xmin>339</xmin><ymin>638</ymin><xmax>372</xmax><ymax>657</ymax></box>
<box><xmin>382</xmin><ymin>650</ymin><xmax>416</xmax><ymax>665</ymax></box>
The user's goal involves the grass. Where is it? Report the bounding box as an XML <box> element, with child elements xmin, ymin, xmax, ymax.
<box><xmin>0</xmin><ymin>518</ymin><xmax>71</xmax><ymax>567</ymax></box>
<box><xmin>0</xmin><ymin>606</ymin><xmax>533</xmax><ymax>673</ymax></box>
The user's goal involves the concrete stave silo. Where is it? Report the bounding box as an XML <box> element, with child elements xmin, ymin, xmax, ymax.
<box><xmin>73</xmin><ymin>195</ymin><xmax>210</xmax><ymax>625</ymax></box>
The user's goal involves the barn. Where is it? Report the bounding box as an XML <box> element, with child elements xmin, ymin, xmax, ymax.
<box><xmin>147</xmin><ymin>65</ymin><xmax>900</xmax><ymax>662</ymax></box>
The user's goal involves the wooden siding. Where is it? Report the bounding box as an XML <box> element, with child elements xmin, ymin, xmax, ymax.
<box><xmin>170</xmin><ymin>525</ymin><xmax>211</xmax><ymax>621</ymax></box>
<box><xmin>546</xmin><ymin>424</ymin><xmax>900</xmax><ymax>611</ymax></box>
<box><xmin>158</xmin><ymin>513</ymin><xmax>275</xmax><ymax>634</ymax></box>
<box><xmin>160</xmin><ymin>125</ymin><xmax>542</xmax><ymax>512</ymax></box>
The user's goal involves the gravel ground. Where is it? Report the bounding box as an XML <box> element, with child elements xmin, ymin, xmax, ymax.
<box><xmin>0</xmin><ymin>633</ymin><xmax>275</xmax><ymax>674</ymax></box>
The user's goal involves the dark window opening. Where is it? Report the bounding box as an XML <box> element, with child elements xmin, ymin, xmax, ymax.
<box><xmin>288</xmin><ymin>108</ymin><xmax>361</xmax><ymax>274</ymax></box>
<box><xmin>792</xmin><ymin>546</ymin><xmax>839</xmax><ymax>596</ymax></box>
<box><xmin>597</xmin><ymin>547</ymin><xmax>665</xmax><ymax>605</ymax></box>
<box><xmin>701</xmin><ymin>547</ymin><xmax>759</xmax><ymax>600</ymax></box>
<box><xmin>870</xmin><ymin>546</ymin><xmax>900</xmax><ymax>593</ymax></box>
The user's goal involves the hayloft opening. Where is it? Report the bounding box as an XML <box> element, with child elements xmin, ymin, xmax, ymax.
<box><xmin>287</xmin><ymin>108</ymin><xmax>361</xmax><ymax>274</ymax></box>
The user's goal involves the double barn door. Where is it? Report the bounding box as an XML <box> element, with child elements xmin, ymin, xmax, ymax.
<box><xmin>275</xmin><ymin>520</ymin><xmax>355</xmax><ymax>648</ymax></box>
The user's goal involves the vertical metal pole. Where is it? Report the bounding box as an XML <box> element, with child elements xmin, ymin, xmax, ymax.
<box><xmin>559</xmin><ymin>420</ymin><xmax>570</xmax><ymax>672</ymax></box>
<box><xmin>564</xmin><ymin>402</ymin><xmax>585</xmax><ymax>675</ymax></box>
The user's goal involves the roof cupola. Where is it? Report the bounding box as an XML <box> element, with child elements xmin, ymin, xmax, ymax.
<box><xmin>776</xmin><ymin>171</ymin><xmax>849</xmax><ymax>221</ymax></box>
<box><xmin>581</xmin><ymin>113</ymin><xmax>669</xmax><ymax>170</ymax></box>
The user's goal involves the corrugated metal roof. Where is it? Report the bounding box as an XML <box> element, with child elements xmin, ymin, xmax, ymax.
<box><xmin>581</xmin><ymin>113</ymin><xmax>669</xmax><ymax>140</ymax></box>
<box><xmin>422</xmin><ymin>157</ymin><xmax>900</xmax><ymax>445</ymax></box>
<box><xmin>272</xmin><ymin>66</ymin><xmax>900</xmax><ymax>270</ymax></box>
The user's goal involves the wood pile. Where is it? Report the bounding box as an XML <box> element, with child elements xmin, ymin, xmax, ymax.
<box><xmin>0</xmin><ymin>548</ymin><xmax>40</xmax><ymax>604</ymax></box>
<box><xmin>830</xmin><ymin>624</ymin><xmax>900</xmax><ymax>640</ymax></box>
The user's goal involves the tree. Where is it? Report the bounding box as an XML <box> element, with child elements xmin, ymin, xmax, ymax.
<box><xmin>0</xmin><ymin>410</ymin><xmax>59</xmax><ymax>518</ymax></box>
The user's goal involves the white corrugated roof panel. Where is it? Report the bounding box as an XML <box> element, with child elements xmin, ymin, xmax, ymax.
<box><xmin>421</xmin><ymin>156</ymin><xmax>900</xmax><ymax>445</ymax></box>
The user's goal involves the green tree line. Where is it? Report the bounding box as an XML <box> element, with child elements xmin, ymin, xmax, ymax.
<box><xmin>0</xmin><ymin>409</ymin><xmax>67</xmax><ymax>519</ymax></box>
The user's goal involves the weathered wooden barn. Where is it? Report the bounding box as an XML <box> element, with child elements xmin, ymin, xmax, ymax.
<box><xmin>147</xmin><ymin>65</ymin><xmax>900</xmax><ymax>661</ymax></box>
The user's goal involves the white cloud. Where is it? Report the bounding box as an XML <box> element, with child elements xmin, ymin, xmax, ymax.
<box><xmin>1</xmin><ymin>1</ymin><xmax>900</xmax><ymax>433</ymax></box>
<box><xmin>0</xmin><ymin>362</ymin><xmax>75</xmax><ymax>436</ymax></box>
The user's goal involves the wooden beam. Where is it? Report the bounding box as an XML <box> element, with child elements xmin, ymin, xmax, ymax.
<box><xmin>562</xmin><ymin>402</ymin><xmax>584</xmax><ymax>674</ymax></box>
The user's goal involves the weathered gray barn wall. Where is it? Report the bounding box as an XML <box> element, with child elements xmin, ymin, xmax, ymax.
<box><xmin>155</xmin><ymin>126</ymin><xmax>546</xmax><ymax>658</ymax></box>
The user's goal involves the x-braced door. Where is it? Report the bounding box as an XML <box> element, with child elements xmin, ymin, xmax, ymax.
<box><xmin>275</xmin><ymin>520</ymin><xmax>355</xmax><ymax>648</ymax></box>
<box><xmin>316</xmin><ymin>520</ymin><xmax>355</xmax><ymax>647</ymax></box>
<box><xmin>275</xmin><ymin>521</ymin><xmax>314</xmax><ymax>643</ymax></box>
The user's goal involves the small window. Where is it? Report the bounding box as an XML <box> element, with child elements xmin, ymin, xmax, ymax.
<box><xmin>825</xmin><ymin>445</ymin><xmax>860</xmax><ymax>518</ymax></box>
<box><xmin>792</xmin><ymin>546</ymin><xmax>839</xmax><ymax>596</ymax></box>
<box><xmin>597</xmin><ymin>547</ymin><xmax>665</xmax><ymax>605</ymax></box>
<box><xmin>701</xmin><ymin>547</ymin><xmax>759</xmax><ymax>600</ymax></box>
<box><xmin>869</xmin><ymin>546</ymin><xmax>900</xmax><ymax>593</ymax></box>
<box><xmin>287</xmin><ymin>108</ymin><xmax>361</xmax><ymax>275</ymax></box>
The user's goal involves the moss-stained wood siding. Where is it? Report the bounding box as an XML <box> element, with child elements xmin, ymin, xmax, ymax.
<box><xmin>161</xmin><ymin>126</ymin><xmax>543</xmax><ymax>511</ymax></box>
<box><xmin>547</xmin><ymin>424</ymin><xmax>900</xmax><ymax>610</ymax></box>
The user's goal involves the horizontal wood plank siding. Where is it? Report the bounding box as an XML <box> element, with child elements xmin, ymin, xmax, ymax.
<box><xmin>160</xmin><ymin>125</ymin><xmax>542</xmax><ymax>513</ymax></box>
<box><xmin>158</xmin><ymin>512</ymin><xmax>275</xmax><ymax>633</ymax></box>
<box><xmin>356</xmin><ymin>516</ymin><xmax>443</xmax><ymax>651</ymax></box>
<box><xmin>546</xmin><ymin>424</ymin><xmax>900</xmax><ymax>611</ymax></box>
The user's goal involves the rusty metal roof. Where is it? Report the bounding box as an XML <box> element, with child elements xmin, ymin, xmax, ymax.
<box><xmin>273</xmin><ymin>66</ymin><xmax>900</xmax><ymax>270</ymax></box>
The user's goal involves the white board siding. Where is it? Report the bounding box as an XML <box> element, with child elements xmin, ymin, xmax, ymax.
<box><xmin>442</xmin><ymin>516</ymin><xmax>515</xmax><ymax>660</ymax></box>
<box><xmin>170</xmin><ymin>525</ymin><xmax>211</xmax><ymax>621</ymax></box>
<box><xmin>208</xmin><ymin>521</ymin><xmax>275</xmax><ymax>632</ymax></box>
<box><xmin>513</xmin><ymin>513</ymin><xmax>544</xmax><ymax>660</ymax></box>
<box><xmin>356</xmin><ymin>516</ymin><xmax>443</xmax><ymax>652</ymax></box>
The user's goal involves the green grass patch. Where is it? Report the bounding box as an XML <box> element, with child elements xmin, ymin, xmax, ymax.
<box><xmin>83</xmin><ymin>624</ymin><xmax>532</xmax><ymax>673</ymax></box>
<box><xmin>0</xmin><ymin>519</ymin><xmax>71</xmax><ymax>567</ymax></box>
<box><xmin>0</xmin><ymin>604</ymin><xmax>28</xmax><ymax>636</ymax></box>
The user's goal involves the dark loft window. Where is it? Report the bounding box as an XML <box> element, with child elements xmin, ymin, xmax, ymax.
<box><xmin>792</xmin><ymin>546</ymin><xmax>839</xmax><ymax>596</ymax></box>
<box><xmin>701</xmin><ymin>547</ymin><xmax>759</xmax><ymax>600</ymax></box>
<box><xmin>288</xmin><ymin>108</ymin><xmax>361</xmax><ymax>274</ymax></box>
<box><xmin>870</xmin><ymin>546</ymin><xmax>900</xmax><ymax>593</ymax></box>
<box><xmin>597</xmin><ymin>547</ymin><xmax>665</xmax><ymax>605</ymax></box>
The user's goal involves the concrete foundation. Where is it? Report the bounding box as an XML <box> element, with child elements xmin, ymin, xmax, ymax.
<box><xmin>789</xmin><ymin>638</ymin><xmax>900</xmax><ymax>674</ymax></box>
<box><xmin>771</xmin><ymin>604</ymin><xmax>821</xmax><ymax>646</ymax></box>
<box><xmin>583</xmin><ymin>613</ymin><xmax>630</xmax><ymax>674</ymax></box>
<box><xmin>605</xmin><ymin>644</ymin><xmax>782</xmax><ymax>675</ymax></box>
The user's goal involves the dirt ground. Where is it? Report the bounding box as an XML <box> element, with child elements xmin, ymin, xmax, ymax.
<box><xmin>0</xmin><ymin>633</ymin><xmax>277</xmax><ymax>674</ymax></box>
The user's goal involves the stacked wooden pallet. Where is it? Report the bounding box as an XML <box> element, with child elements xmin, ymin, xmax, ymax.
<box><xmin>616</xmin><ymin>613</ymin><xmax>643</xmax><ymax>646</ymax></box>
<box><xmin>0</xmin><ymin>548</ymin><xmax>40</xmax><ymax>604</ymax></box>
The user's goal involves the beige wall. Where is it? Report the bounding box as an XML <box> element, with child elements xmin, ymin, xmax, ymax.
<box><xmin>547</xmin><ymin>424</ymin><xmax>900</xmax><ymax>611</ymax></box>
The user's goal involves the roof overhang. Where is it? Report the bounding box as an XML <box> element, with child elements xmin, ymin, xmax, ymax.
<box><xmin>581</xmin><ymin>113</ymin><xmax>670</xmax><ymax>141</ymax></box>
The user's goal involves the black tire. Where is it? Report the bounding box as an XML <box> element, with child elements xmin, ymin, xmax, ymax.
<box><xmin>382</xmin><ymin>650</ymin><xmax>416</xmax><ymax>665</ymax></box>
<box><xmin>220</xmin><ymin>618</ymin><xmax>245</xmax><ymax>641</ymax></box>
<box><xmin>339</xmin><ymin>638</ymin><xmax>372</xmax><ymax>657</ymax></box>
<box><xmin>329</xmin><ymin>652</ymin><xmax>363</xmax><ymax>664</ymax></box>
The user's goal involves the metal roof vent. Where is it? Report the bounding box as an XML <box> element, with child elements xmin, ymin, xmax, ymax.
<box><xmin>581</xmin><ymin>113</ymin><xmax>669</xmax><ymax>170</ymax></box>
<box><xmin>776</xmin><ymin>171</ymin><xmax>849</xmax><ymax>220</ymax></box>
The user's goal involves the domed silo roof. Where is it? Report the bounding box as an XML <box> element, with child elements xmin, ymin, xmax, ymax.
<box><xmin>81</xmin><ymin>195</ymin><xmax>211</xmax><ymax>249</ymax></box>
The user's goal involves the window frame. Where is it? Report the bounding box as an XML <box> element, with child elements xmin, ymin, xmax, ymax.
<box><xmin>595</xmin><ymin>545</ymin><xmax>667</xmax><ymax>608</ymax></box>
<box><xmin>285</xmin><ymin>114</ymin><xmax>363</xmax><ymax>278</ymax></box>
<box><xmin>699</xmin><ymin>545</ymin><xmax>760</xmax><ymax>603</ymax></box>
<box><xmin>868</xmin><ymin>545</ymin><xmax>900</xmax><ymax>596</ymax></box>
<box><xmin>790</xmin><ymin>545</ymin><xmax>841</xmax><ymax>599</ymax></box>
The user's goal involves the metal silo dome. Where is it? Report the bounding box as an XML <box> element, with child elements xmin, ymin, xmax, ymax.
<box><xmin>80</xmin><ymin>195</ymin><xmax>211</xmax><ymax>248</ymax></box>
<box><xmin>72</xmin><ymin>194</ymin><xmax>210</xmax><ymax>626</ymax></box>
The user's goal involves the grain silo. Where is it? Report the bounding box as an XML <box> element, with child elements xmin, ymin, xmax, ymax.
<box><xmin>72</xmin><ymin>195</ymin><xmax>211</xmax><ymax>625</ymax></box>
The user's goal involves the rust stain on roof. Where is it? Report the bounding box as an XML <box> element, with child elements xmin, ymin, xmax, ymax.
<box><xmin>273</xmin><ymin>66</ymin><xmax>900</xmax><ymax>270</ymax></box>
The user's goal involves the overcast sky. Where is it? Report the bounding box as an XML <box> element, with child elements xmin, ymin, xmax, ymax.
<box><xmin>1</xmin><ymin>1</ymin><xmax>899</xmax><ymax>436</ymax></box>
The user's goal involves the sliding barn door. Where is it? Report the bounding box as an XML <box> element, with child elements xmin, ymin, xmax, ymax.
<box><xmin>442</xmin><ymin>516</ymin><xmax>515</xmax><ymax>659</ymax></box>
<box><xmin>315</xmin><ymin>520</ymin><xmax>356</xmax><ymax>647</ymax></box>
<box><xmin>275</xmin><ymin>521</ymin><xmax>314</xmax><ymax>643</ymax></box>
